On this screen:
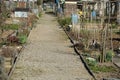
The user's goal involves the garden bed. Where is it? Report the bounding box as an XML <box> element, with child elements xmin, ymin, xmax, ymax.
<box><xmin>0</xmin><ymin>12</ymin><xmax>39</xmax><ymax>79</ymax></box>
<box><xmin>58</xmin><ymin>17</ymin><xmax>120</xmax><ymax>79</ymax></box>
<box><xmin>67</xmin><ymin>29</ymin><xmax>120</xmax><ymax>79</ymax></box>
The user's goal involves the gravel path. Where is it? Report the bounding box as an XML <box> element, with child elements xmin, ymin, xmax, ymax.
<box><xmin>10</xmin><ymin>13</ymin><xmax>93</xmax><ymax>80</ymax></box>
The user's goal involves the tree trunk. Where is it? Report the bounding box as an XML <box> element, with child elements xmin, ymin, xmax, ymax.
<box><xmin>101</xmin><ymin>0</ymin><xmax>106</xmax><ymax>63</ymax></box>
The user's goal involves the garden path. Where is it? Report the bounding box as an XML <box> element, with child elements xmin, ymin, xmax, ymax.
<box><xmin>10</xmin><ymin>13</ymin><xmax>92</xmax><ymax>80</ymax></box>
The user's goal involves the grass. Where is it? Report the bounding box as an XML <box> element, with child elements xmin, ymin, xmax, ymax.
<box><xmin>85</xmin><ymin>54</ymin><xmax>116</xmax><ymax>73</ymax></box>
<box><xmin>89</xmin><ymin>65</ymin><xmax>116</xmax><ymax>73</ymax></box>
<box><xmin>1</xmin><ymin>24</ymin><xmax>19</xmax><ymax>30</ymax></box>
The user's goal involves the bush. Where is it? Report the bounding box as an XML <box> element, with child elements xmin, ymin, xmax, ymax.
<box><xmin>65</xmin><ymin>17</ymin><xmax>71</xmax><ymax>25</ymax></box>
<box><xmin>18</xmin><ymin>35</ymin><xmax>27</xmax><ymax>44</ymax></box>
<box><xmin>105</xmin><ymin>50</ymin><xmax>114</xmax><ymax>62</ymax></box>
<box><xmin>58</xmin><ymin>17</ymin><xmax>71</xmax><ymax>27</ymax></box>
<box><xmin>58</xmin><ymin>18</ymin><xmax>66</xmax><ymax>27</ymax></box>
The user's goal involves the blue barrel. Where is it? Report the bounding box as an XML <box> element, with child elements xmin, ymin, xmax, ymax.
<box><xmin>92</xmin><ymin>10</ymin><xmax>96</xmax><ymax>19</ymax></box>
<box><xmin>71</xmin><ymin>14</ymin><xmax>78</xmax><ymax>24</ymax></box>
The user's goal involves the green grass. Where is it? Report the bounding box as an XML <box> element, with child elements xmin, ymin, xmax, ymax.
<box><xmin>89</xmin><ymin>65</ymin><xmax>116</xmax><ymax>73</ymax></box>
<box><xmin>85</xmin><ymin>55</ymin><xmax>116</xmax><ymax>73</ymax></box>
<box><xmin>1</xmin><ymin>24</ymin><xmax>19</xmax><ymax>30</ymax></box>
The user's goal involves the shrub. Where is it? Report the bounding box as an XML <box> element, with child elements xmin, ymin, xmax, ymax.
<box><xmin>18</xmin><ymin>35</ymin><xmax>27</xmax><ymax>44</ymax></box>
<box><xmin>58</xmin><ymin>17</ymin><xmax>71</xmax><ymax>27</ymax></box>
<box><xmin>58</xmin><ymin>18</ymin><xmax>66</xmax><ymax>27</ymax></box>
<box><xmin>105</xmin><ymin>50</ymin><xmax>114</xmax><ymax>62</ymax></box>
<box><xmin>65</xmin><ymin>17</ymin><xmax>71</xmax><ymax>26</ymax></box>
